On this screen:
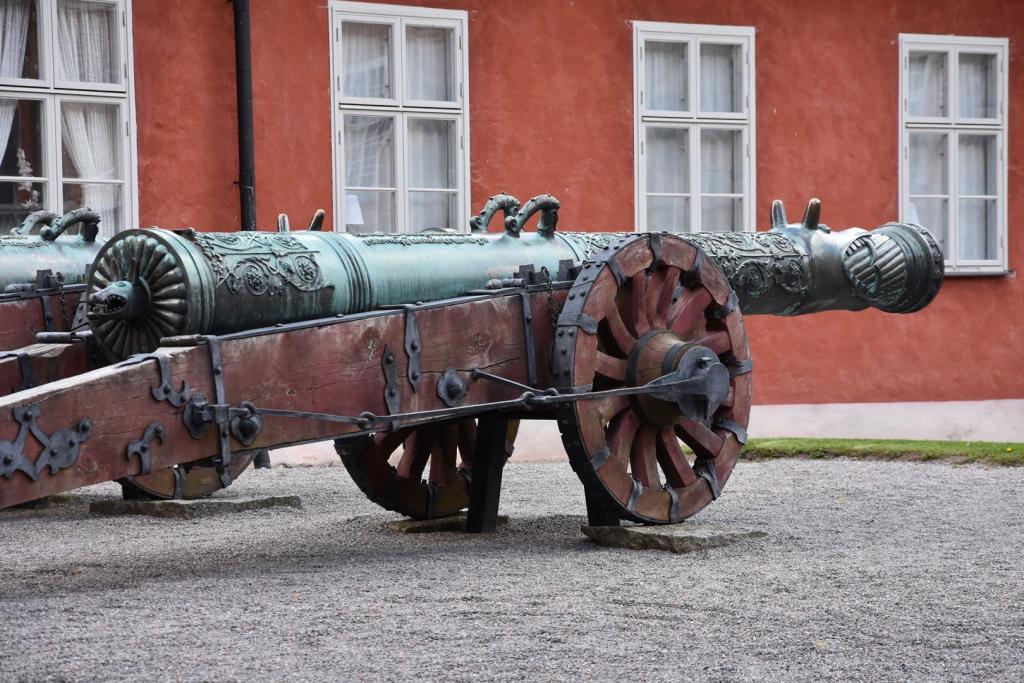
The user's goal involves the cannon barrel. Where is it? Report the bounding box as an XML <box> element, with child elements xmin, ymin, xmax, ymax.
<box><xmin>684</xmin><ymin>198</ymin><xmax>943</xmax><ymax>316</ymax></box>
<box><xmin>84</xmin><ymin>196</ymin><xmax>943</xmax><ymax>361</ymax></box>
<box><xmin>0</xmin><ymin>209</ymin><xmax>105</xmax><ymax>291</ymax></box>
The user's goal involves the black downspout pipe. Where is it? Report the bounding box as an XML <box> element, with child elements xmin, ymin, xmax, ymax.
<box><xmin>233</xmin><ymin>0</ymin><xmax>270</xmax><ymax>470</ymax></box>
<box><xmin>233</xmin><ymin>0</ymin><xmax>256</xmax><ymax>231</ymax></box>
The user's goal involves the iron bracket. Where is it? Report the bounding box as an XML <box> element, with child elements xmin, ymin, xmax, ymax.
<box><xmin>725</xmin><ymin>357</ymin><xmax>754</xmax><ymax>376</ymax></box>
<box><xmin>117</xmin><ymin>352</ymin><xmax>192</xmax><ymax>407</ymax></box>
<box><xmin>205</xmin><ymin>336</ymin><xmax>233</xmax><ymax>488</ymax></box>
<box><xmin>519</xmin><ymin>290</ymin><xmax>538</xmax><ymax>387</ymax></box>
<box><xmin>707</xmin><ymin>291</ymin><xmax>739</xmax><ymax>321</ymax></box>
<box><xmin>590</xmin><ymin>445</ymin><xmax>611</xmax><ymax>470</ymax></box>
<box><xmin>0</xmin><ymin>352</ymin><xmax>34</xmax><ymax>393</ymax></box>
<box><xmin>403</xmin><ymin>306</ymin><xmax>421</xmax><ymax>391</ymax></box>
<box><xmin>625</xmin><ymin>477</ymin><xmax>642</xmax><ymax>513</ymax></box>
<box><xmin>694</xmin><ymin>459</ymin><xmax>722</xmax><ymax>500</ymax></box>
<box><xmin>38</xmin><ymin>290</ymin><xmax>55</xmax><ymax>332</ymax></box>
<box><xmin>0</xmin><ymin>403</ymin><xmax>91</xmax><ymax>481</ymax></box>
<box><xmin>381</xmin><ymin>345</ymin><xmax>400</xmax><ymax>416</ymax></box>
<box><xmin>648</xmin><ymin>231</ymin><xmax>663</xmax><ymax>269</ymax></box>
<box><xmin>714</xmin><ymin>418</ymin><xmax>748</xmax><ymax>445</ymax></box>
<box><xmin>126</xmin><ymin>423</ymin><xmax>165</xmax><ymax>475</ymax></box>
<box><xmin>680</xmin><ymin>249</ymin><xmax>705</xmax><ymax>288</ymax></box>
<box><xmin>556</xmin><ymin>312</ymin><xmax>598</xmax><ymax>335</ymax></box>
<box><xmin>150</xmin><ymin>354</ymin><xmax>191</xmax><ymax>407</ymax></box>
<box><xmin>664</xmin><ymin>483</ymin><xmax>682</xmax><ymax>523</ymax></box>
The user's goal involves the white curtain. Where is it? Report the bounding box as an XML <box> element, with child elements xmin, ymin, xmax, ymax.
<box><xmin>644</xmin><ymin>126</ymin><xmax>689</xmax><ymax>232</ymax></box>
<box><xmin>957</xmin><ymin>135</ymin><xmax>995</xmax><ymax>260</ymax></box>
<box><xmin>647</xmin><ymin>196</ymin><xmax>689</xmax><ymax>233</ymax></box>
<box><xmin>405</xmin><ymin>26</ymin><xmax>451</xmax><ymax>102</ymax></box>
<box><xmin>908</xmin><ymin>132</ymin><xmax>947</xmax><ymax>195</ymax></box>
<box><xmin>342</xmin><ymin>22</ymin><xmax>391</xmax><ymax>99</ymax></box>
<box><xmin>57</xmin><ymin>0</ymin><xmax>119</xmax><ymax>236</ymax></box>
<box><xmin>0</xmin><ymin>0</ymin><xmax>30</xmax><ymax>158</ymax></box>
<box><xmin>958</xmin><ymin>54</ymin><xmax>995</xmax><ymax>119</ymax></box>
<box><xmin>700</xmin><ymin>44</ymin><xmax>739</xmax><ymax>113</ymax></box>
<box><xmin>700</xmin><ymin>129</ymin><xmax>741</xmax><ymax>231</ymax></box>
<box><xmin>907</xmin><ymin>132</ymin><xmax>948</xmax><ymax>250</ymax></box>
<box><xmin>908</xmin><ymin>52</ymin><xmax>946</xmax><ymax>117</ymax></box>
<box><xmin>344</xmin><ymin>115</ymin><xmax>395</xmax><ymax>232</ymax></box>
<box><xmin>645</xmin><ymin>41</ymin><xmax>688</xmax><ymax>111</ymax></box>
<box><xmin>407</xmin><ymin>118</ymin><xmax>454</xmax><ymax>231</ymax></box>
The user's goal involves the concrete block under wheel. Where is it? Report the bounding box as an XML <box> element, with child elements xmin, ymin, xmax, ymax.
<box><xmin>581</xmin><ymin>522</ymin><xmax>766</xmax><ymax>554</ymax></box>
<box><xmin>89</xmin><ymin>495</ymin><xmax>302</xmax><ymax>519</ymax></box>
<box><xmin>384</xmin><ymin>513</ymin><xmax>509</xmax><ymax>534</ymax></box>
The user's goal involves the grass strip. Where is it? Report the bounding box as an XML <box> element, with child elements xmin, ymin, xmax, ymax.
<box><xmin>741</xmin><ymin>438</ymin><xmax>1024</xmax><ymax>467</ymax></box>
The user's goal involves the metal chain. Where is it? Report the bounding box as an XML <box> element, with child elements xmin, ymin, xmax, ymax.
<box><xmin>539</xmin><ymin>266</ymin><xmax>560</xmax><ymax>331</ymax></box>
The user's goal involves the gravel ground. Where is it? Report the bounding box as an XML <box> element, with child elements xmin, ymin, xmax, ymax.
<box><xmin>0</xmin><ymin>459</ymin><xmax>1022</xmax><ymax>682</ymax></box>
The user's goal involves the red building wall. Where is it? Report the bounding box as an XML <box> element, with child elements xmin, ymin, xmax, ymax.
<box><xmin>131</xmin><ymin>0</ymin><xmax>1024</xmax><ymax>406</ymax></box>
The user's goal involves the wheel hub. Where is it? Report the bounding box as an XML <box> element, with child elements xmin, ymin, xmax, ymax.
<box><xmin>626</xmin><ymin>330</ymin><xmax>730</xmax><ymax>427</ymax></box>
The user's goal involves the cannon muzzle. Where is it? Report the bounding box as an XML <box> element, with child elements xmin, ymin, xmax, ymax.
<box><xmin>682</xmin><ymin>198</ymin><xmax>944</xmax><ymax>316</ymax></box>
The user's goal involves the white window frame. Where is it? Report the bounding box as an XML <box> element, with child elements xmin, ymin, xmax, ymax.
<box><xmin>633</xmin><ymin>21</ymin><xmax>755</xmax><ymax>233</ymax></box>
<box><xmin>0</xmin><ymin>0</ymin><xmax>138</xmax><ymax>235</ymax></box>
<box><xmin>899</xmin><ymin>33</ymin><xmax>1009</xmax><ymax>275</ymax></box>
<box><xmin>329</xmin><ymin>1</ymin><xmax>469</xmax><ymax>233</ymax></box>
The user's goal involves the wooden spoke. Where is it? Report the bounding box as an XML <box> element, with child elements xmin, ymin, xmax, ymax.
<box><xmin>649</xmin><ymin>266</ymin><xmax>681</xmax><ymax>328</ymax></box>
<box><xmin>338</xmin><ymin>418</ymin><xmax>501</xmax><ymax>520</ymax></box>
<box><xmin>396</xmin><ymin>427</ymin><xmax>433</xmax><ymax>480</ymax></box>
<box><xmin>656</xmin><ymin>427</ymin><xmax>698</xmax><ymax>488</ymax></box>
<box><xmin>606</xmin><ymin>410</ymin><xmax>641</xmax><ymax>468</ymax></box>
<box><xmin>427</xmin><ymin>430</ymin><xmax>456</xmax><ymax>485</ymax></box>
<box><xmin>603</xmin><ymin>302</ymin><xmax>637</xmax><ymax>356</ymax></box>
<box><xmin>439</xmin><ymin>424</ymin><xmax>461</xmax><ymax>483</ymax></box>
<box><xmin>675</xmin><ymin>418</ymin><xmax>724</xmax><ymax>460</ymax></box>
<box><xmin>721</xmin><ymin>386</ymin><xmax>735</xmax><ymax>409</ymax></box>
<box><xmin>596</xmin><ymin>352</ymin><xmax>627</xmax><ymax>383</ymax></box>
<box><xmin>593</xmin><ymin>394</ymin><xmax>630</xmax><ymax>425</ymax></box>
<box><xmin>696</xmin><ymin>329</ymin><xmax>732</xmax><ymax>355</ymax></box>
<box><xmin>374</xmin><ymin>429</ymin><xmax>409</xmax><ymax>456</ymax></box>
<box><xmin>667</xmin><ymin>287</ymin><xmax>713</xmax><ymax>337</ymax></box>
<box><xmin>630</xmin><ymin>426</ymin><xmax>661</xmax><ymax>488</ymax></box>
<box><xmin>627</xmin><ymin>273</ymin><xmax>651</xmax><ymax>337</ymax></box>
<box><xmin>457</xmin><ymin>419</ymin><xmax>476</xmax><ymax>470</ymax></box>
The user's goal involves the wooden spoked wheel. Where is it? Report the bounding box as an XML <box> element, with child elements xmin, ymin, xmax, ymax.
<box><xmin>119</xmin><ymin>452</ymin><xmax>259</xmax><ymax>500</ymax></box>
<box><xmin>553</xmin><ymin>234</ymin><xmax>752</xmax><ymax>524</ymax></box>
<box><xmin>336</xmin><ymin>418</ymin><xmax>519</xmax><ymax>519</ymax></box>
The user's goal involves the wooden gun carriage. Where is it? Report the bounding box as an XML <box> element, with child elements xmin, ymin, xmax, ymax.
<box><xmin>0</xmin><ymin>194</ymin><xmax>943</xmax><ymax>528</ymax></box>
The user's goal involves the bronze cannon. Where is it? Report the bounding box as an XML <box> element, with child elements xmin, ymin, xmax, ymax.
<box><xmin>0</xmin><ymin>194</ymin><xmax>943</xmax><ymax>528</ymax></box>
<box><xmin>0</xmin><ymin>210</ymin><xmax>105</xmax><ymax>395</ymax></box>
<box><xmin>83</xmin><ymin>195</ymin><xmax>940</xmax><ymax>362</ymax></box>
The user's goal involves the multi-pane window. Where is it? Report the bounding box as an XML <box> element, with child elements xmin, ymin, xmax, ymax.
<box><xmin>331</xmin><ymin>2</ymin><xmax>467</xmax><ymax>233</ymax></box>
<box><xmin>634</xmin><ymin>22</ymin><xmax>754</xmax><ymax>233</ymax></box>
<box><xmin>900</xmin><ymin>34</ymin><xmax>1008</xmax><ymax>274</ymax></box>
<box><xmin>0</xmin><ymin>0</ymin><xmax>135</xmax><ymax>236</ymax></box>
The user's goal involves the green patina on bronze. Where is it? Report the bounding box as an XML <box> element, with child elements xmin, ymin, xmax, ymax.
<box><xmin>83</xmin><ymin>194</ymin><xmax>944</xmax><ymax>361</ymax></box>
<box><xmin>0</xmin><ymin>209</ymin><xmax>106</xmax><ymax>292</ymax></box>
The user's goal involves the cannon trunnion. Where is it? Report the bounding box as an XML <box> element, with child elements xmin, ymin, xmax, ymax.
<box><xmin>0</xmin><ymin>195</ymin><xmax>944</xmax><ymax>527</ymax></box>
